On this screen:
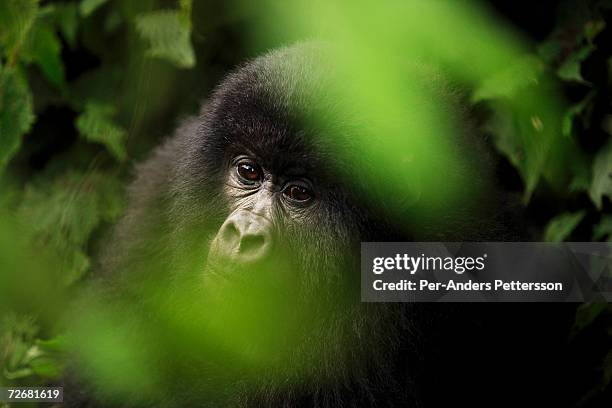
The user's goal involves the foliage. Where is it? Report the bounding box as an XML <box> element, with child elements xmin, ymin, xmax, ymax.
<box><xmin>544</xmin><ymin>211</ymin><xmax>587</xmax><ymax>242</ymax></box>
<box><xmin>1</xmin><ymin>314</ymin><xmax>65</xmax><ymax>382</ymax></box>
<box><xmin>135</xmin><ymin>4</ymin><xmax>195</xmax><ymax>69</ymax></box>
<box><xmin>0</xmin><ymin>66</ymin><xmax>34</xmax><ymax>170</ymax></box>
<box><xmin>75</xmin><ymin>102</ymin><xmax>127</xmax><ymax>161</ymax></box>
<box><xmin>525</xmin><ymin>3</ymin><xmax>612</xmax><ymax>402</ymax></box>
<box><xmin>0</xmin><ymin>0</ymin><xmax>204</xmax><ymax>391</ymax></box>
<box><xmin>0</xmin><ymin>0</ymin><xmax>611</xmax><ymax>405</ymax></box>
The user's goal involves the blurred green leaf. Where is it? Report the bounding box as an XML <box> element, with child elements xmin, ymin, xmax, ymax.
<box><xmin>76</xmin><ymin>102</ymin><xmax>127</xmax><ymax>161</ymax></box>
<box><xmin>569</xmin><ymin>171</ymin><xmax>592</xmax><ymax>193</ymax></box>
<box><xmin>557</xmin><ymin>44</ymin><xmax>595</xmax><ymax>84</ymax></box>
<box><xmin>0</xmin><ymin>210</ymin><xmax>66</xmax><ymax>322</ymax></box>
<box><xmin>473</xmin><ymin>50</ymin><xmax>571</xmax><ymax>202</ymax></box>
<box><xmin>53</xmin><ymin>3</ymin><xmax>79</xmax><ymax>48</ymax></box>
<box><xmin>3</xmin><ymin>366</ymin><xmax>34</xmax><ymax>380</ymax></box>
<box><xmin>593</xmin><ymin>216</ymin><xmax>612</xmax><ymax>241</ymax></box>
<box><xmin>472</xmin><ymin>55</ymin><xmax>543</xmax><ymax>102</ymax></box>
<box><xmin>135</xmin><ymin>10</ymin><xmax>195</xmax><ymax>68</ymax></box>
<box><xmin>1</xmin><ymin>317</ymin><xmax>65</xmax><ymax>381</ymax></box>
<box><xmin>485</xmin><ymin>104</ymin><xmax>524</xmax><ymax>169</ymax></box>
<box><xmin>483</xmin><ymin>99</ymin><xmax>561</xmax><ymax>202</ymax></box>
<box><xmin>1</xmin><ymin>314</ymin><xmax>37</xmax><ymax>380</ymax></box>
<box><xmin>589</xmin><ymin>141</ymin><xmax>612</xmax><ymax>209</ymax></box>
<box><xmin>543</xmin><ymin>210</ymin><xmax>586</xmax><ymax>242</ymax></box>
<box><xmin>562</xmin><ymin>91</ymin><xmax>594</xmax><ymax>138</ymax></box>
<box><xmin>18</xmin><ymin>171</ymin><xmax>124</xmax><ymax>284</ymax></box>
<box><xmin>62</xmin><ymin>249</ymin><xmax>91</xmax><ymax>285</ymax></box>
<box><xmin>79</xmin><ymin>0</ymin><xmax>109</xmax><ymax>17</ymax></box>
<box><xmin>21</xmin><ymin>19</ymin><xmax>65</xmax><ymax>88</ymax></box>
<box><xmin>0</xmin><ymin>0</ymin><xmax>38</xmax><ymax>60</ymax></box>
<box><xmin>29</xmin><ymin>355</ymin><xmax>63</xmax><ymax>379</ymax></box>
<box><xmin>566</xmin><ymin>142</ymin><xmax>593</xmax><ymax>194</ymax></box>
<box><xmin>0</xmin><ymin>66</ymin><xmax>35</xmax><ymax>171</ymax></box>
<box><xmin>21</xmin><ymin>175</ymin><xmax>97</xmax><ymax>245</ymax></box>
<box><xmin>69</xmin><ymin>302</ymin><xmax>160</xmax><ymax>400</ymax></box>
<box><xmin>584</xmin><ymin>20</ymin><xmax>606</xmax><ymax>43</ymax></box>
<box><xmin>35</xmin><ymin>336</ymin><xmax>68</xmax><ymax>353</ymax></box>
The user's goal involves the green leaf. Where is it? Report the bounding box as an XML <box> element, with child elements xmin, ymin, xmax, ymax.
<box><xmin>179</xmin><ymin>0</ymin><xmax>193</xmax><ymax>14</ymax></box>
<box><xmin>76</xmin><ymin>102</ymin><xmax>127</xmax><ymax>161</ymax></box>
<box><xmin>53</xmin><ymin>3</ymin><xmax>79</xmax><ymax>48</ymax></box>
<box><xmin>543</xmin><ymin>211</ymin><xmax>586</xmax><ymax>242</ymax></box>
<box><xmin>589</xmin><ymin>141</ymin><xmax>612</xmax><ymax>209</ymax></box>
<box><xmin>63</xmin><ymin>249</ymin><xmax>90</xmax><ymax>285</ymax></box>
<box><xmin>557</xmin><ymin>44</ymin><xmax>595</xmax><ymax>84</ymax></box>
<box><xmin>0</xmin><ymin>0</ymin><xmax>38</xmax><ymax>59</ymax></box>
<box><xmin>483</xmin><ymin>101</ymin><xmax>554</xmax><ymax>202</ymax></box>
<box><xmin>561</xmin><ymin>91</ymin><xmax>594</xmax><ymax>138</ymax></box>
<box><xmin>21</xmin><ymin>20</ymin><xmax>65</xmax><ymax>88</ymax></box>
<box><xmin>584</xmin><ymin>20</ymin><xmax>605</xmax><ymax>44</ymax></box>
<box><xmin>20</xmin><ymin>176</ymin><xmax>97</xmax><ymax>244</ymax></box>
<box><xmin>18</xmin><ymin>171</ymin><xmax>125</xmax><ymax>284</ymax></box>
<box><xmin>135</xmin><ymin>10</ymin><xmax>195</xmax><ymax>68</ymax></box>
<box><xmin>0</xmin><ymin>314</ymin><xmax>39</xmax><ymax>380</ymax></box>
<box><xmin>593</xmin><ymin>216</ymin><xmax>612</xmax><ymax>242</ymax></box>
<box><xmin>35</xmin><ymin>336</ymin><xmax>68</xmax><ymax>353</ymax></box>
<box><xmin>474</xmin><ymin>52</ymin><xmax>567</xmax><ymax>203</ymax></box>
<box><xmin>569</xmin><ymin>172</ymin><xmax>591</xmax><ymax>193</ymax></box>
<box><xmin>472</xmin><ymin>55</ymin><xmax>544</xmax><ymax>102</ymax></box>
<box><xmin>3</xmin><ymin>366</ymin><xmax>34</xmax><ymax>379</ymax></box>
<box><xmin>79</xmin><ymin>0</ymin><xmax>109</xmax><ymax>17</ymax></box>
<box><xmin>29</xmin><ymin>355</ymin><xmax>63</xmax><ymax>379</ymax></box>
<box><xmin>484</xmin><ymin>106</ymin><xmax>534</xmax><ymax>198</ymax></box>
<box><xmin>1</xmin><ymin>320</ymin><xmax>65</xmax><ymax>381</ymax></box>
<box><xmin>0</xmin><ymin>66</ymin><xmax>35</xmax><ymax>171</ymax></box>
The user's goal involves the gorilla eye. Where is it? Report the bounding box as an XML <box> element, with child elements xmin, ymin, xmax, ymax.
<box><xmin>236</xmin><ymin>161</ymin><xmax>262</xmax><ymax>183</ymax></box>
<box><xmin>283</xmin><ymin>184</ymin><xmax>313</xmax><ymax>203</ymax></box>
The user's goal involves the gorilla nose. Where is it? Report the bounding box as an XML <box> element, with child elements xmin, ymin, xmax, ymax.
<box><xmin>216</xmin><ymin>211</ymin><xmax>272</xmax><ymax>262</ymax></box>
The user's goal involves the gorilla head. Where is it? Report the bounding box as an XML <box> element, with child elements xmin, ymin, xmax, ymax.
<box><xmin>87</xmin><ymin>44</ymin><xmax>515</xmax><ymax>407</ymax></box>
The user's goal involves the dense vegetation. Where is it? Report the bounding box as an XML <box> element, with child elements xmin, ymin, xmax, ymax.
<box><xmin>0</xmin><ymin>0</ymin><xmax>611</xmax><ymax>406</ymax></box>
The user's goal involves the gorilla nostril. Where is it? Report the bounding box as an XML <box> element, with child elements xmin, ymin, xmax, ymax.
<box><xmin>221</xmin><ymin>221</ymin><xmax>240</xmax><ymax>244</ymax></box>
<box><xmin>239</xmin><ymin>234</ymin><xmax>267</xmax><ymax>255</ymax></box>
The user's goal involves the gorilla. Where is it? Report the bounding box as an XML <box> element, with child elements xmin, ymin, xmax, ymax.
<box><xmin>68</xmin><ymin>44</ymin><xmax>575</xmax><ymax>407</ymax></box>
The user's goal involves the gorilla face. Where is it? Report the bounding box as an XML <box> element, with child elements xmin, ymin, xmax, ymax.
<box><xmin>204</xmin><ymin>150</ymin><xmax>350</xmax><ymax>292</ymax></box>
<box><xmin>166</xmin><ymin>46</ymin><xmax>384</xmax><ymax>299</ymax></box>
<box><xmin>211</xmin><ymin>155</ymin><xmax>317</xmax><ymax>264</ymax></box>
